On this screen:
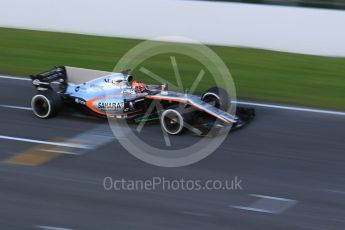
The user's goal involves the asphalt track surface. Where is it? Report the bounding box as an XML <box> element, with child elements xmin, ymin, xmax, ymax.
<box><xmin>1</xmin><ymin>76</ymin><xmax>345</xmax><ymax>230</ymax></box>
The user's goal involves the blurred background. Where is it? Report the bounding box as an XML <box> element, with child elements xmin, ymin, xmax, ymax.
<box><xmin>205</xmin><ymin>0</ymin><xmax>345</xmax><ymax>10</ymax></box>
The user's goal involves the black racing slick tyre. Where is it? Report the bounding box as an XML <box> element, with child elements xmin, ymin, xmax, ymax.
<box><xmin>201</xmin><ymin>87</ymin><xmax>230</xmax><ymax>111</ymax></box>
<box><xmin>31</xmin><ymin>90</ymin><xmax>62</xmax><ymax>119</ymax></box>
<box><xmin>160</xmin><ymin>107</ymin><xmax>191</xmax><ymax>135</ymax></box>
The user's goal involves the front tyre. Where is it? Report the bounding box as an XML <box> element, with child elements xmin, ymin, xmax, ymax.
<box><xmin>31</xmin><ymin>90</ymin><xmax>61</xmax><ymax>119</ymax></box>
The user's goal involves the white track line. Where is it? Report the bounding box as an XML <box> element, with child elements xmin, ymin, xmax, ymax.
<box><xmin>250</xmin><ymin>194</ymin><xmax>295</xmax><ymax>202</ymax></box>
<box><xmin>0</xmin><ymin>135</ymin><xmax>90</xmax><ymax>149</ymax></box>
<box><xmin>230</xmin><ymin>205</ymin><xmax>275</xmax><ymax>214</ymax></box>
<box><xmin>0</xmin><ymin>104</ymin><xmax>32</xmax><ymax>110</ymax></box>
<box><xmin>0</xmin><ymin>75</ymin><xmax>30</xmax><ymax>81</ymax></box>
<box><xmin>1</xmin><ymin>75</ymin><xmax>345</xmax><ymax>116</ymax></box>
<box><xmin>230</xmin><ymin>194</ymin><xmax>297</xmax><ymax>214</ymax></box>
<box><xmin>35</xmin><ymin>225</ymin><xmax>74</xmax><ymax>230</ymax></box>
<box><xmin>236</xmin><ymin>101</ymin><xmax>345</xmax><ymax>116</ymax></box>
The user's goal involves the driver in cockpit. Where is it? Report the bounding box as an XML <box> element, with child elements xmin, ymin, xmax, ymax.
<box><xmin>131</xmin><ymin>81</ymin><xmax>146</xmax><ymax>93</ymax></box>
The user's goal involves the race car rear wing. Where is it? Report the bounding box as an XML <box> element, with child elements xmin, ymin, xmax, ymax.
<box><xmin>30</xmin><ymin>66</ymin><xmax>122</xmax><ymax>92</ymax></box>
<box><xmin>30</xmin><ymin>66</ymin><xmax>68</xmax><ymax>92</ymax></box>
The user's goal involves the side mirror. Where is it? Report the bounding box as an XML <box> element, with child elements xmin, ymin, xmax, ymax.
<box><xmin>127</xmin><ymin>75</ymin><xmax>133</xmax><ymax>82</ymax></box>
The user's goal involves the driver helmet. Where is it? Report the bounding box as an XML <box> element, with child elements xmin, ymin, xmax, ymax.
<box><xmin>131</xmin><ymin>81</ymin><xmax>145</xmax><ymax>93</ymax></box>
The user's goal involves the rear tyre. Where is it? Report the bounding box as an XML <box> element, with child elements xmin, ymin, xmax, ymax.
<box><xmin>160</xmin><ymin>107</ymin><xmax>188</xmax><ymax>135</ymax></box>
<box><xmin>31</xmin><ymin>90</ymin><xmax>61</xmax><ymax>119</ymax></box>
<box><xmin>201</xmin><ymin>87</ymin><xmax>230</xmax><ymax>111</ymax></box>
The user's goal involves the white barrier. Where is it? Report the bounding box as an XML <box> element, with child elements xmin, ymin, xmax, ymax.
<box><xmin>0</xmin><ymin>0</ymin><xmax>344</xmax><ymax>57</ymax></box>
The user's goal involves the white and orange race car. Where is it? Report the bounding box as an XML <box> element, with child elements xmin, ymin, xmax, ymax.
<box><xmin>30</xmin><ymin>66</ymin><xmax>254</xmax><ymax>135</ymax></box>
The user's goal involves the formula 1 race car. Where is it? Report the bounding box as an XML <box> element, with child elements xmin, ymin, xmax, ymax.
<box><xmin>30</xmin><ymin>66</ymin><xmax>254</xmax><ymax>135</ymax></box>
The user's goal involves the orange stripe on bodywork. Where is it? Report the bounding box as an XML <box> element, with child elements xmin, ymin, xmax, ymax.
<box><xmin>86</xmin><ymin>97</ymin><xmax>107</xmax><ymax>116</ymax></box>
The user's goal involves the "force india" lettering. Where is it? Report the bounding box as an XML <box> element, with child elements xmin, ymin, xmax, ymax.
<box><xmin>98</xmin><ymin>102</ymin><xmax>124</xmax><ymax>110</ymax></box>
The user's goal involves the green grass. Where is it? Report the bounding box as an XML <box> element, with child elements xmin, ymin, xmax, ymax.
<box><xmin>0</xmin><ymin>27</ymin><xmax>344</xmax><ymax>110</ymax></box>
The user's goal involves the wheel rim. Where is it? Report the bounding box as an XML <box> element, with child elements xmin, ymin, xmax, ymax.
<box><xmin>161</xmin><ymin>110</ymin><xmax>184</xmax><ymax>135</ymax></box>
<box><xmin>32</xmin><ymin>95</ymin><xmax>51</xmax><ymax>118</ymax></box>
